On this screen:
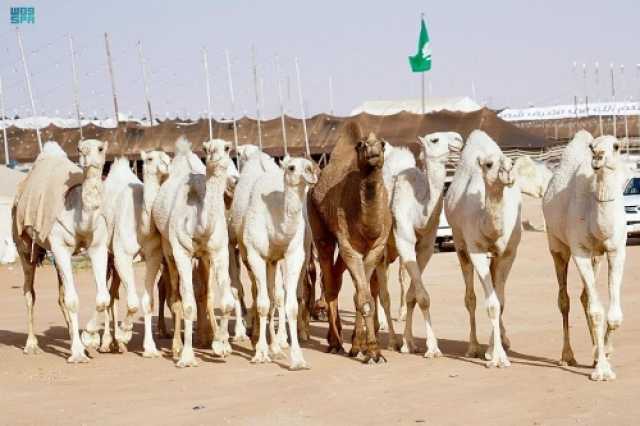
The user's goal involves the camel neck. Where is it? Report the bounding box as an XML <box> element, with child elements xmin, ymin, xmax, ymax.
<box><xmin>281</xmin><ymin>181</ymin><xmax>306</xmax><ymax>237</ymax></box>
<box><xmin>79</xmin><ymin>166</ymin><xmax>103</xmax><ymax>233</ymax></box>
<box><xmin>359</xmin><ymin>167</ymin><xmax>385</xmax><ymax>236</ymax></box>
<box><xmin>422</xmin><ymin>158</ymin><xmax>447</xmax><ymax>218</ymax></box>
<box><xmin>196</xmin><ymin>169</ymin><xmax>227</xmax><ymax>235</ymax></box>
<box><xmin>480</xmin><ymin>184</ymin><xmax>505</xmax><ymax>241</ymax></box>
<box><xmin>589</xmin><ymin>170</ymin><xmax>619</xmax><ymax>240</ymax></box>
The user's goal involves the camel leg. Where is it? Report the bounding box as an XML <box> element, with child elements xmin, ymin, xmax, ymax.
<box><xmin>157</xmin><ymin>266</ymin><xmax>171</xmax><ymax>338</ymax></box>
<box><xmin>267</xmin><ymin>261</ymin><xmax>284</xmax><ymax>358</ymax></box>
<box><xmin>468</xmin><ymin>251</ymin><xmax>509</xmax><ymax>368</ymax></box>
<box><xmin>55</xmin><ymin>267</ymin><xmax>70</xmax><ymax>331</ymax></box>
<box><xmin>19</xmin><ymin>247</ymin><xmax>40</xmax><ymax>355</ymax></box>
<box><xmin>318</xmin><ymin>242</ymin><xmax>344</xmax><ymax>354</ymax></box>
<box><xmin>604</xmin><ymin>249</ymin><xmax>625</xmax><ymax>358</ymax></box>
<box><xmin>50</xmin><ymin>242</ymin><xmax>88</xmax><ymax>363</ymax></box>
<box><xmin>163</xmin><ymin>241</ymin><xmax>183</xmax><ymax>359</ymax></box>
<box><xmin>81</xmin><ymin>245</ymin><xmax>110</xmax><ymax>351</ymax></box>
<box><xmin>246</xmin><ymin>248</ymin><xmax>271</xmax><ymax>363</ymax></box>
<box><xmin>456</xmin><ymin>246</ymin><xmax>481</xmax><ymax>358</ymax></box>
<box><xmin>172</xmin><ymin>247</ymin><xmax>198</xmax><ymax>368</ymax></box>
<box><xmin>415</xmin><ymin>240</ymin><xmax>441</xmax><ymax>358</ymax></box>
<box><xmin>275</xmin><ymin>264</ymin><xmax>289</xmax><ymax>349</ymax></box>
<box><xmin>398</xmin><ymin>264</ymin><xmax>409</xmax><ymax>321</ymax></box>
<box><xmin>376</xmin><ymin>262</ymin><xmax>400</xmax><ymax>351</ymax></box>
<box><xmin>99</xmin><ymin>266</ymin><xmax>119</xmax><ymax>353</ymax></box>
<box><xmin>487</xmin><ymin>251</ymin><xmax>516</xmax><ymax>358</ymax></box>
<box><xmin>550</xmin><ymin>247</ymin><xmax>576</xmax><ymax>366</ymax></box>
<box><xmin>296</xmin><ymin>238</ymin><xmax>313</xmax><ymax>342</ymax></box>
<box><xmin>112</xmin><ymin>249</ymin><xmax>138</xmax><ymax>347</ymax></box>
<box><xmin>229</xmin><ymin>242</ymin><xmax>248</xmax><ymax>342</ymax></box>
<box><xmin>210</xmin><ymin>245</ymin><xmax>235</xmax><ymax>358</ymax></box>
<box><xmin>141</xmin><ymin>246</ymin><xmax>162</xmax><ymax>357</ymax></box>
<box><xmin>573</xmin><ymin>254</ymin><xmax>614</xmax><ymax>381</ymax></box>
<box><xmin>284</xmin><ymin>246</ymin><xmax>308</xmax><ymax>370</ymax></box>
<box><xmin>195</xmin><ymin>262</ymin><xmax>213</xmax><ymax>348</ymax></box>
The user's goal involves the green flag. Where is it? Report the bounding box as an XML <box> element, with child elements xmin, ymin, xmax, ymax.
<box><xmin>409</xmin><ymin>18</ymin><xmax>431</xmax><ymax>72</ymax></box>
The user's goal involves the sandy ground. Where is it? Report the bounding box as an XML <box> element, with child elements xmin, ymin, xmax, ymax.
<box><xmin>1</xmin><ymin>198</ymin><xmax>639</xmax><ymax>426</ymax></box>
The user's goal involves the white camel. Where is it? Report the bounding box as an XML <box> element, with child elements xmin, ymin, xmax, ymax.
<box><xmin>378</xmin><ymin>132</ymin><xmax>463</xmax><ymax>357</ymax></box>
<box><xmin>444</xmin><ymin>130</ymin><xmax>520</xmax><ymax>368</ymax></box>
<box><xmin>231</xmin><ymin>155</ymin><xmax>317</xmax><ymax>369</ymax></box>
<box><xmin>13</xmin><ymin>139</ymin><xmax>110</xmax><ymax>363</ymax></box>
<box><xmin>93</xmin><ymin>152</ymin><xmax>171</xmax><ymax>356</ymax></box>
<box><xmin>543</xmin><ymin>130</ymin><xmax>627</xmax><ymax>381</ymax></box>
<box><xmin>153</xmin><ymin>138</ymin><xmax>235</xmax><ymax>367</ymax></box>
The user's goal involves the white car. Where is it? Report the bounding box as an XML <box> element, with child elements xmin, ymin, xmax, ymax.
<box><xmin>624</xmin><ymin>177</ymin><xmax>640</xmax><ymax>236</ymax></box>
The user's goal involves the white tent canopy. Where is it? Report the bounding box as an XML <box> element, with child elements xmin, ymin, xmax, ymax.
<box><xmin>350</xmin><ymin>96</ymin><xmax>482</xmax><ymax>116</ymax></box>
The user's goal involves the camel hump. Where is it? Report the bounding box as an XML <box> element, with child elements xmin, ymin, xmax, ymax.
<box><xmin>345</xmin><ymin>121</ymin><xmax>363</xmax><ymax>143</ymax></box>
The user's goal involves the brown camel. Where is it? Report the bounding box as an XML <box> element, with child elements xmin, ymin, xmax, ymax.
<box><xmin>307</xmin><ymin>122</ymin><xmax>392</xmax><ymax>363</ymax></box>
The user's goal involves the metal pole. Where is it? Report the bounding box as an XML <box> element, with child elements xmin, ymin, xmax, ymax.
<box><xmin>16</xmin><ymin>27</ymin><xmax>42</xmax><ymax>151</ymax></box>
<box><xmin>421</xmin><ymin>72</ymin><xmax>425</xmax><ymax>115</ymax></box>
<box><xmin>611</xmin><ymin>62</ymin><xmax>616</xmax><ymax>137</ymax></box>
<box><xmin>251</xmin><ymin>45</ymin><xmax>262</xmax><ymax>151</ymax></box>
<box><xmin>104</xmin><ymin>33</ymin><xmax>120</xmax><ymax>142</ymax></box>
<box><xmin>621</xmin><ymin>64</ymin><xmax>630</xmax><ymax>154</ymax></box>
<box><xmin>275</xmin><ymin>55</ymin><xmax>288</xmax><ymax>156</ymax></box>
<box><xmin>202</xmin><ymin>48</ymin><xmax>213</xmax><ymax>140</ymax></box>
<box><xmin>68</xmin><ymin>34</ymin><xmax>83</xmax><ymax>139</ymax></box>
<box><xmin>0</xmin><ymin>77</ymin><xmax>10</xmax><ymax>165</ymax></box>
<box><xmin>225</xmin><ymin>50</ymin><xmax>240</xmax><ymax>167</ymax></box>
<box><xmin>595</xmin><ymin>61</ymin><xmax>603</xmax><ymax>135</ymax></box>
<box><xmin>294</xmin><ymin>57</ymin><xmax>311</xmax><ymax>159</ymax></box>
<box><xmin>329</xmin><ymin>75</ymin><xmax>335</xmax><ymax>115</ymax></box>
<box><xmin>137</xmin><ymin>41</ymin><xmax>154</xmax><ymax>127</ymax></box>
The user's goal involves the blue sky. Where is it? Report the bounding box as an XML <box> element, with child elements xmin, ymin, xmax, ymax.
<box><xmin>1</xmin><ymin>0</ymin><xmax>639</xmax><ymax>119</ymax></box>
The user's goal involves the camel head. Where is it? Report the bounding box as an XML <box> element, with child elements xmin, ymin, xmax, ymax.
<box><xmin>478</xmin><ymin>153</ymin><xmax>515</xmax><ymax>190</ymax></box>
<box><xmin>281</xmin><ymin>156</ymin><xmax>319</xmax><ymax>187</ymax></box>
<box><xmin>513</xmin><ymin>155</ymin><xmax>552</xmax><ymax>198</ymax></box>
<box><xmin>174</xmin><ymin>136</ymin><xmax>192</xmax><ymax>155</ymax></box>
<box><xmin>203</xmin><ymin>139</ymin><xmax>231</xmax><ymax>175</ymax></box>
<box><xmin>141</xmin><ymin>150</ymin><xmax>171</xmax><ymax>182</ymax></box>
<box><xmin>589</xmin><ymin>135</ymin><xmax>624</xmax><ymax>202</ymax></box>
<box><xmin>356</xmin><ymin>132</ymin><xmax>386</xmax><ymax>170</ymax></box>
<box><xmin>77</xmin><ymin>139</ymin><xmax>107</xmax><ymax>171</ymax></box>
<box><xmin>418</xmin><ymin>132</ymin><xmax>463</xmax><ymax>163</ymax></box>
<box><xmin>236</xmin><ymin>144</ymin><xmax>261</xmax><ymax>163</ymax></box>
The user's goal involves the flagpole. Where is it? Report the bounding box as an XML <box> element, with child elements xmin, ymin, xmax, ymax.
<box><xmin>68</xmin><ymin>34</ymin><xmax>83</xmax><ymax>140</ymax></box>
<box><xmin>595</xmin><ymin>61</ymin><xmax>603</xmax><ymax>135</ymax></box>
<box><xmin>294</xmin><ymin>57</ymin><xmax>311</xmax><ymax>159</ymax></box>
<box><xmin>420</xmin><ymin>12</ymin><xmax>425</xmax><ymax>115</ymax></box>
<box><xmin>137</xmin><ymin>41</ymin><xmax>154</xmax><ymax>128</ymax></box>
<box><xmin>275</xmin><ymin>55</ymin><xmax>288</xmax><ymax>157</ymax></box>
<box><xmin>610</xmin><ymin>62</ymin><xmax>616</xmax><ymax>137</ymax></box>
<box><xmin>104</xmin><ymin>33</ymin><xmax>120</xmax><ymax>144</ymax></box>
<box><xmin>16</xmin><ymin>27</ymin><xmax>42</xmax><ymax>152</ymax></box>
<box><xmin>202</xmin><ymin>48</ymin><xmax>213</xmax><ymax>141</ymax></box>
<box><xmin>329</xmin><ymin>75</ymin><xmax>335</xmax><ymax>116</ymax></box>
<box><xmin>225</xmin><ymin>50</ymin><xmax>240</xmax><ymax>168</ymax></box>
<box><xmin>251</xmin><ymin>45</ymin><xmax>262</xmax><ymax>151</ymax></box>
<box><xmin>0</xmin><ymin>77</ymin><xmax>10</xmax><ymax>165</ymax></box>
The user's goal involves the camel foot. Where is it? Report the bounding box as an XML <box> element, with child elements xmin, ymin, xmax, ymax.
<box><xmin>464</xmin><ymin>342</ymin><xmax>483</xmax><ymax>359</ymax></box>
<box><xmin>212</xmin><ymin>340</ymin><xmax>232</xmax><ymax>358</ymax></box>
<box><xmin>559</xmin><ymin>347</ymin><xmax>577</xmax><ymax>367</ymax></box>
<box><xmin>363</xmin><ymin>352</ymin><xmax>387</xmax><ymax>365</ymax></box>
<box><xmin>251</xmin><ymin>347</ymin><xmax>272</xmax><ymax>364</ymax></box>
<box><xmin>98</xmin><ymin>333</ymin><xmax>114</xmax><ymax>353</ymax></box>
<box><xmin>485</xmin><ymin>351</ymin><xmax>511</xmax><ymax>369</ymax></box>
<box><xmin>142</xmin><ymin>349</ymin><xmax>161</xmax><ymax>358</ymax></box>
<box><xmin>289</xmin><ymin>348</ymin><xmax>309</xmax><ymax>371</ymax></box>
<box><xmin>67</xmin><ymin>351</ymin><xmax>89</xmax><ymax>364</ymax></box>
<box><xmin>400</xmin><ymin>338</ymin><xmax>417</xmax><ymax>354</ymax></box>
<box><xmin>424</xmin><ymin>347</ymin><xmax>443</xmax><ymax>359</ymax></box>
<box><xmin>231</xmin><ymin>333</ymin><xmax>249</xmax><ymax>343</ymax></box>
<box><xmin>326</xmin><ymin>344</ymin><xmax>345</xmax><ymax>355</ymax></box>
<box><xmin>590</xmin><ymin>362</ymin><xmax>616</xmax><ymax>381</ymax></box>
<box><xmin>115</xmin><ymin>325</ymin><xmax>133</xmax><ymax>345</ymax></box>
<box><xmin>176</xmin><ymin>348</ymin><xmax>198</xmax><ymax>368</ymax></box>
<box><xmin>277</xmin><ymin>333</ymin><xmax>289</xmax><ymax>349</ymax></box>
<box><xmin>81</xmin><ymin>330</ymin><xmax>101</xmax><ymax>350</ymax></box>
<box><xmin>23</xmin><ymin>336</ymin><xmax>41</xmax><ymax>355</ymax></box>
<box><xmin>270</xmin><ymin>343</ymin><xmax>286</xmax><ymax>360</ymax></box>
<box><xmin>348</xmin><ymin>348</ymin><xmax>363</xmax><ymax>358</ymax></box>
<box><xmin>117</xmin><ymin>341</ymin><xmax>128</xmax><ymax>354</ymax></box>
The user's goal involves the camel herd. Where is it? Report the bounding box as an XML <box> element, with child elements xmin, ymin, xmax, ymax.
<box><xmin>10</xmin><ymin>123</ymin><xmax>627</xmax><ymax>382</ymax></box>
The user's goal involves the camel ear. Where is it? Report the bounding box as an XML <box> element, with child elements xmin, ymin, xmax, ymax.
<box><xmin>102</xmin><ymin>141</ymin><xmax>108</xmax><ymax>154</ymax></box>
<box><xmin>588</xmin><ymin>142</ymin><xmax>596</xmax><ymax>154</ymax></box>
<box><xmin>380</xmin><ymin>139</ymin><xmax>386</xmax><ymax>151</ymax></box>
<box><xmin>345</xmin><ymin>121</ymin><xmax>363</xmax><ymax>143</ymax></box>
<box><xmin>280</xmin><ymin>155</ymin><xmax>292</xmax><ymax>169</ymax></box>
<box><xmin>203</xmin><ymin>140</ymin><xmax>212</xmax><ymax>153</ymax></box>
<box><xmin>140</xmin><ymin>150</ymin><xmax>147</xmax><ymax>161</ymax></box>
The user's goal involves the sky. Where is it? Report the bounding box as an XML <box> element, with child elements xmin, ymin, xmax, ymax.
<box><xmin>1</xmin><ymin>0</ymin><xmax>639</xmax><ymax>120</ymax></box>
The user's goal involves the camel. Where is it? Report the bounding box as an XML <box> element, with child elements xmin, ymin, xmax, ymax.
<box><xmin>444</xmin><ymin>130</ymin><xmax>520</xmax><ymax>368</ymax></box>
<box><xmin>513</xmin><ymin>155</ymin><xmax>552</xmax><ymax>199</ymax></box>
<box><xmin>379</xmin><ymin>132</ymin><xmax>463</xmax><ymax>357</ymax></box>
<box><xmin>543</xmin><ymin>130</ymin><xmax>627</xmax><ymax>381</ymax></box>
<box><xmin>232</xmin><ymin>155</ymin><xmax>317</xmax><ymax>369</ymax></box>
<box><xmin>13</xmin><ymin>139</ymin><xmax>110</xmax><ymax>363</ymax></box>
<box><xmin>98</xmin><ymin>151</ymin><xmax>171</xmax><ymax>356</ymax></box>
<box><xmin>153</xmin><ymin>138</ymin><xmax>235</xmax><ymax>367</ymax></box>
<box><xmin>308</xmin><ymin>122</ymin><xmax>392</xmax><ymax>363</ymax></box>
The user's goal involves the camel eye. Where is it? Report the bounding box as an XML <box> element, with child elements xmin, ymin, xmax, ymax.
<box><xmin>224</xmin><ymin>145</ymin><xmax>230</xmax><ymax>152</ymax></box>
<box><xmin>431</xmin><ymin>138</ymin><xmax>439</xmax><ymax>144</ymax></box>
<box><xmin>98</xmin><ymin>147</ymin><xmax>103</xmax><ymax>152</ymax></box>
<box><xmin>485</xmin><ymin>161</ymin><xmax>493</xmax><ymax>169</ymax></box>
<box><xmin>287</xmin><ymin>165</ymin><xmax>295</xmax><ymax>172</ymax></box>
<box><xmin>613</xmin><ymin>143</ymin><xmax>619</xmax><ymax>152</ymax></box>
